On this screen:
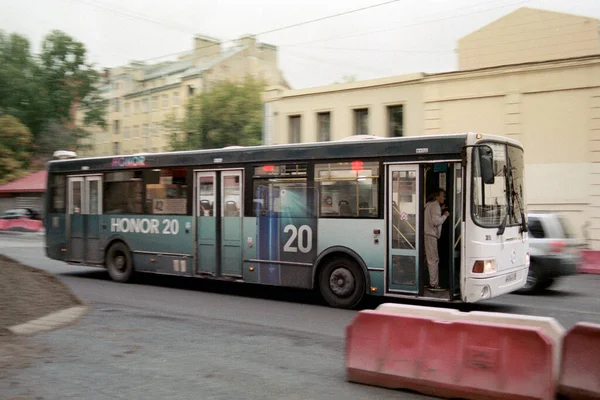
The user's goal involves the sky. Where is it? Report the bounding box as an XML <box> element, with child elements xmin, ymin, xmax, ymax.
<box><xmin>1</xmin><ymin>0</ymin><xmax>600</xmax><ymax>89</ymax></box>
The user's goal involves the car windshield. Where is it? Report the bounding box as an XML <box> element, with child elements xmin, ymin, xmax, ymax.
<box><xmin>472</xmin><ymin>143</ymin><xmax>526</xmax><ymax>228</ymax></box>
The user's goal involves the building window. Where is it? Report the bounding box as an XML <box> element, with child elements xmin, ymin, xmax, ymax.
<box><xmin>388</xmin><ymin>105</ymin><xmax>403</xmax><ymax>137</ymax></box>
<box><xmin>188</xmin><ymin>85</ymin><xmax>195</xmax><ymax>96</ymax></box>
<box><xmin>151</xmin><ymin>123</ymin><xmax>159</xmax><ymax>136</ymax></box>
<box><xmin>113</xmin><ymin>142</ymin><xmax>120</xmax><ymax>154</ymax></box>
<box><xmin>162</xmin><ymin>94</ymin><xmax>169</xmax><ymax>109</ymax></box>
<box><xmin>142</xmin><ymin>124</ymin><xmax>149</xmax><ymax>137</ymax></box>
<box><xmin>134</xmin><ymin>100</ymin><xmax>140</xmax><ymax>114</ymax></box>
<box><xmin>124</xmin><ymin>126</ymin><xmax>130</xmax><ymax>139</ymax></box>
<box><xmin>142</xmin><ymin>98</ymin><xmax>149</xmax><ymax>113</ymax></box>
<box><xmin>173</xmin><ymin>92</ymin><xmax>180</xmax><ymax>107</ymax></box>
<box><xmin>354</xmin><ymin>108</ymin><xmax>369</xmax><ymax>135</ymax></box>
<box><xmin>124</xmin><ymin>102</ymin><xmax>131</xmax><ymax>116</ymax></box>
<box><xmin>113</xmin><ymin>120</ymin><xmax>120</xmax><ymax>134</ymax></box>
<box><xmin>317</xmin><ymin>112</ymin><xmax>331</xmax><ymax>142</ymax></box>
<box><xmin>289</xmin><ymin>115</ymin><xmax>301</xmax><ymax>143</ymax></box>
<box><xmin>114</xmin><ymin>98</ymin><xmax>120</xmax><ymax>113</ymax></box>
<box><xmin>151</xmin><ymin>96</ymin><xmax>159</xmax><ymax>111</ymax></box>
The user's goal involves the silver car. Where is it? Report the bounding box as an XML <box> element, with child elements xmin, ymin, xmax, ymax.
<box><xmin>519</xmin><ymin>213</ymin><xmax>583</xmax><ymax>294</ymax></box>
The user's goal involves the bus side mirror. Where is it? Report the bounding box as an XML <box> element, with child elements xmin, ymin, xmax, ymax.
<box><xmin>479</xmin><ymin>146</ymin><xmax>495</xmax><ymax>184</ymax></box>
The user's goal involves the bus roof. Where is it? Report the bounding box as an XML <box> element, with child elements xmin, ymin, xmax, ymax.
<box><xmin>46</xmin><ymin>133</ymin><xmax>521</xmax><ymax>174</ymax></box>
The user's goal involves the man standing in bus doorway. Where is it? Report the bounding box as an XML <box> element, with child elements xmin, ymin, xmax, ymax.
<box><xmin>425</xmin><ymin>188</ymin><xmax>449</xmax><ymax>292</ymax></box>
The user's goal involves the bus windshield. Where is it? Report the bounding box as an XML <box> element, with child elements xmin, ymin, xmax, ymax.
<box><xmin>472</xmin><ymin>143</ymin><xmax>525</xmax><ymax>228</ymax></box>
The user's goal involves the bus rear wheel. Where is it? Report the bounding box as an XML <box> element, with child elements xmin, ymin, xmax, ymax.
<box><xmin>106</xmin><ymin>242</ymin><xmax>134</xmax><ymax>283</ymax></box>
<box><xmin>318</xmin><ymin>257</ymin><xmax>365</xmax><ymax>309</ymax></box>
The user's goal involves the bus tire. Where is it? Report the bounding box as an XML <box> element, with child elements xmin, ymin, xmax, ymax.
<box><xmin>318</xmin><ymin>256</ymin><xmax>365</xmax><ymax>309</ymax></box>
<box><xmin>106</xmin><ymin>242</ymin><xmax>134</xmax><ymax>283</ymax></box>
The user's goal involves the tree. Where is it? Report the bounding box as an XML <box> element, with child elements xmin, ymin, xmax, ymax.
<box><xmin>0</xmin><ymin>115</ymin><xmax>33</xmax><ymax>184</ymax></box>
<box><xmin>39</xmin><ymin>30</ymin><xmax>104</xmax><ymax>128</ymax></box>
<box><xmin>33</xmin><ymin>121</ymin><xmax>92</xmax><ymax>161</ymax></box>
<box><xmin>0</xmin><ymin>31</ymin><xmax>47</xmax><ymax>137</ymax></box>
<box><xmin>169</xmin><ymin>77</ymin><xmax>265</xmax><ymax>150</ymax></box>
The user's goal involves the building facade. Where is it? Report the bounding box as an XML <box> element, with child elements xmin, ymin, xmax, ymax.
<box><xmin>77</xmin><ymin>35</ymin><xmax>287</xmax><ymax>156</ymax></box>
<box><xmin>265</xmin><ymin>7</ymin><xmax>600</xmax><ymax>249</ymax></box>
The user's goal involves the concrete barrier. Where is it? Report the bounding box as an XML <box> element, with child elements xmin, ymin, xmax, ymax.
<box><xmin>559</xmin><ymin>322</ymin><xmax>600</xmax><ymax>399</ymax></box>
<box><xmin>579</xmin><ymin>250</ymin><xmax>600</xmax><ymax>274</ymax></box>
<box><xmin>375</xmin><ymin>303</ymin><xmax>564</xmax><ymax>381</ymax></box>
<box><xmin>346</xmin><ymin>309</ymin><xmax>555</xmax><ymax>399</ymax></box>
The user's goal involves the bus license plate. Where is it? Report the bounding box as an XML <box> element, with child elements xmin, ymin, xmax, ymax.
<box><xmin>505</xmin><ymin>272</ymin><xmax>517</xmax><ymax>283</ymax></box>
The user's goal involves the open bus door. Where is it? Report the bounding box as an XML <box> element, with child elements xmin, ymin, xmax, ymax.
<box><xmin>451</xmin><ymin>163</ymin><xmax>463</xmax><ymax>299</ymax></box>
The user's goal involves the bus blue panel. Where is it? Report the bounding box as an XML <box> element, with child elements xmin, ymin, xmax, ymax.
<box><xmin>104</xmin><ymin>215</ymin><xmax>194</xmax><ymax>276</ymax></box>
<box><xmin>69</xmin><ymin>214</ymin><xmax>85</xmax><ymax>262</ymax></box>
<box><xmin>86</xmin><ymin>214</ymin><xmax>103</xmax><ymax>263</ymax></box>
<box><xmin>45</xmin><ymin>214</ymin><xmax>66</xmax><ymax>261</ymax></box>
<box><xmin>221</xmin><ymin>217</ymin><xmax>242</xmax><ymax>276</ymax></box>
<box><xmin>197</xmin><ymin>216</ymin><xmax>217</xmax><ymax>275</ymax></box>
<box><xmin>368</xmin><ymin>270</ymin><xmax>385</xmax><ymax>297</ymax></box>
<box><xmin>317</xmin><ymin>219</ymin><xmax>385</xmax><ymax>273</ymax></box>
<box><xmin>242</xmin><ymin>217</ymin><xmax>259</xmax><ymax>283</ymax></box>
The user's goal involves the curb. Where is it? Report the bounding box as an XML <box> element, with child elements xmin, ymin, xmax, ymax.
<box><xmin>7</xmin><ymin>305</ymin><xmax>89</xmax><ymax>336</ymax></box>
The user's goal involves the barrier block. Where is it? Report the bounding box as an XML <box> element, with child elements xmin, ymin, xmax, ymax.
<box><xmin>559</xmin><ymin>322</ymin><xmax>600</xmax><ymax>399</ymax></box>
<box><xmin>0</xmin><ymin>218</ymin><xmax>43</xmax><ymax>232</ymax></box>
<box><xmin>579</xmin><ymin>251</ymin><xmax>600</xmax><ymax>274</ymax></box>
<box><xmin>375</xmin><ymin>304</ymin><xmax>564</xmax><ymax>382</ymax></box>
<box><xmin>346</xmin><ymin>310</ymin><xmax>555</xmax><ymax>400</ymax></box>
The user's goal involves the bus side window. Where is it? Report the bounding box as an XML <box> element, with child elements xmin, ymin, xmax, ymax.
<box><xmin>225</xmin><ymin>201</ymin><xmax>239</xmax><ymax>216</ymax></box>
<box><xmin>338</xmin><ymin>200</ymin><xmax>353</xmax><ymax>216</ymax></box>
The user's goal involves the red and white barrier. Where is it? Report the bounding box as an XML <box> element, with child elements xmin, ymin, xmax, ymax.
<box><xmin>559</xmin><ymin>322</ymin><xmax>600</xmax><ymax>399</ymax></box>
<box><xmin>579</xmin><ymin>250</ymin><xmax>600</xmax><ymax>274</ymax></box>
<box><xmin>346</xmin><ymin>309</ymin><xmax>555</xmax><ymax>400</ymax></box>
<box><xmin>0</xmin><ymin>218</ymin><xmax>43</xmax><ymax>232</ymax></box>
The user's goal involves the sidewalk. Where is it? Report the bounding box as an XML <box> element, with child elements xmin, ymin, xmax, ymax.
<box><xmin>0</xmin><ymin>254</ymin><xmax>87</xmax><ymax>336</ymax></box>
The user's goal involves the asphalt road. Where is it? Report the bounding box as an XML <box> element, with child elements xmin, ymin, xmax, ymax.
<box><xmin>1</xmin><ymin>233</ymin><xmax>600</xmax><ymax>400</ymax></box>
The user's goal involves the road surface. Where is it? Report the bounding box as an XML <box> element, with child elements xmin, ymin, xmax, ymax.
<box><xmin>1</xmin><ymin>234</ymin><xmax>599</xmax><ymax>400</ymax></box>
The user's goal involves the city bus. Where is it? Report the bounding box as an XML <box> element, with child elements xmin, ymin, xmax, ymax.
<box><xmin>44</xmin><ymin>133</ymin><xmax>530</xmax><ymax>309</ymax></box>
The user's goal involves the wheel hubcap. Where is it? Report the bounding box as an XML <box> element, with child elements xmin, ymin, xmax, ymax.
<box><xmin>114</xmin><ymin>254</ymin><xmax>126</xmax><ymax>272</ymax></box>
<box><xmin>329</xmin><ymin>267</ymin><xmax>355</xmax><ymax>298</ymax></box>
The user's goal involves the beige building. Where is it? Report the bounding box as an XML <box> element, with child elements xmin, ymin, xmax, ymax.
<box><xmin>77</xmin><ymin>35</ymin><xmax>287</xmax><ymax>156</ymax></box>
<box><xmin>266</xmin><ymin>7</ymin><xmax>600</xmax><ymax>249</ymax></box>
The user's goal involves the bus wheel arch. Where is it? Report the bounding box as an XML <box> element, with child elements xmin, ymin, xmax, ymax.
<box><xmin>105</xmin><ymin>240</ymin><xmax>134</xmax><ymax>283</ymax></box>
<box><xmin>314</xmin><ymin>248</ymin><xmax>369</xmax><ymax>309</ymax></box>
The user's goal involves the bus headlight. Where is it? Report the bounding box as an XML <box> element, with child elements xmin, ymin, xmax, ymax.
<box><xmin>472</xmin><ymin>259</ymin><xmax>496</xmax><ymax>273</ymax></box>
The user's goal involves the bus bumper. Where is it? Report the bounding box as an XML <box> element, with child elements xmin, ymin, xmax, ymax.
<box><xmin>464</xmin><ymin>266</ymin><xmax>528</xmax><ymax>302</ymax></box>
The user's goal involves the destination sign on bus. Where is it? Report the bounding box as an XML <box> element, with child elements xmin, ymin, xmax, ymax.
<box><xmin>111</xmin><ymin>155</ymin><xmax>146</xmax><ymax>168</ymax></box>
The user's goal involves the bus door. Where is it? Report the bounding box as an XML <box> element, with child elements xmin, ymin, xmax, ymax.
<box><xmin>387</xmin><ymin>164</ymin><xmax>420</xmax><ymax>293</ymax></box>
<box><xmin>451</xmin><ymin>163</ymin><xmax>463</xmax><ymax>299</ymax></box>
<box><xmin>195</xmin><ymin>169</ymin><xmax>244</xmax><ymax>278</ymax></box>
<box><xmin>67</xmin><ymin>175</ymin><xmax>103</xmax><ymax>264</ymax></box>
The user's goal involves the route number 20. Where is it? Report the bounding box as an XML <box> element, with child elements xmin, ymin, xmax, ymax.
<box><xmin>283</xmin><ymin>224</ymin><xmax>313</xmax><ymax>253</ymax></box>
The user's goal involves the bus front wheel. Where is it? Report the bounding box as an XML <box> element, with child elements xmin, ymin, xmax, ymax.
<box><xmin>106</xmin><ymin>242</ymin><xmax>134</xmax><ymax>283</ymax></box>
<box><xmin>318</xmin><ymin>257</ymin><xmax>365</xmax><ymax>309</ymax></box>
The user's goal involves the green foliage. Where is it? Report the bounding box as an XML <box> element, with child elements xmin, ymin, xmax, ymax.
<box><xmin>169</xmin><ymin>77</ymin><xmax>265</xmax><ymax>151</ymax></box>
<box><xmin>39</xmin><ymin>30</ymin><xmax>101</xmax><ymax>125</ymax></box>
<box><xmin>34</xmin><ymin>121</ymin><xmax>92</xmax><ymax>160</ymax></box>
<box><xmin>0</xmin><ymin>115</ymin><xmax>33</xmax><ymax>184</ymax></box>
<box><xmin>0</xmin><ymin>29</ymin><xmax>104</xmax><ymax>180</ymax></box>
